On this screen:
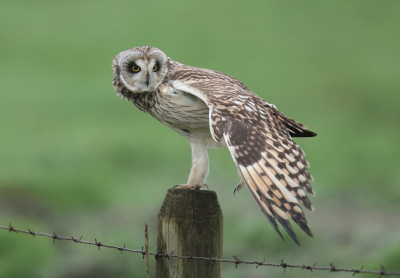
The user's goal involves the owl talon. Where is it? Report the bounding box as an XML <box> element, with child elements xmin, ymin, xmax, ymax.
<box><xmin>233</xmin><ymin>182</ymin><xmax>244</xmax><ymax>196</ymax></box>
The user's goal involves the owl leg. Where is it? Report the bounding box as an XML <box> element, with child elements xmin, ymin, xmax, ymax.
<box><xmin>233</xmin><ymin>168</ymin><xmax>245</xmax><ymax>195</ymax></box>
<box><xmin>175</xmin><ymin>141</ymin><xmax>209</xmax><ymax>189</ymax></box>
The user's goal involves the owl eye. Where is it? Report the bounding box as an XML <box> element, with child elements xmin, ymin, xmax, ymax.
<box><xmin>127</xmin><ymin>62</ymin><xmax>141</xmax><ymax>73</ymax></box>
<box><xmin>132</xmin><ymin>65</ymin><xmax>141</xmax><ymax>72</ymax></box>
<box><xmin>153</xmin><ymin>64</ymin><xmax>159</xmax><ymax>72</ymax></box>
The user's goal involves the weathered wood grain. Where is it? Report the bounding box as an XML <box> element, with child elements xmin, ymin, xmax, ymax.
<box><xmin>156</xmin><ymin>189</ymin><xmax>223</xmax><ymax>278</ymax></box>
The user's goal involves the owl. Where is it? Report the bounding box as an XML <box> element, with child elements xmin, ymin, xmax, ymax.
<box><xmin>112</xmin><ymin>46</ymin><xmax>317</xmax><ymax>245</ymax></box>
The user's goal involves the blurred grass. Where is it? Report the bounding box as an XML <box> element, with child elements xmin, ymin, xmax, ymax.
<box><xmin>1</xmin><ymin>1</ymin><xmax>400</xmax><ymax>277</ymax></box>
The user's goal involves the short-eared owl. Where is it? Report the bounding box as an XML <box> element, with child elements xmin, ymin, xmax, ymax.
<box><xmin>112</xmin><ymin>46</ymin><xmax>317</xmax><ymax>245</ymax></box>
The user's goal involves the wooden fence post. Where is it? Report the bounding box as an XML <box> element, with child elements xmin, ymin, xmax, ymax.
<box><xmin>156</xmin><ymin>188</ymin><xmax>223</xmax><ymax>278</ymax></box>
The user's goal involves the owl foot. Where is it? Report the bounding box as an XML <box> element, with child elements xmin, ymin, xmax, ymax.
<box><xmin>233</xmin><ymin>182</ymin><xmax>245</xmax><ymax>196</ymax></box>
<box><xmin>173</xmin><ymin>184</ymin><xmax>209</xmax><ymax>190</ymax></box>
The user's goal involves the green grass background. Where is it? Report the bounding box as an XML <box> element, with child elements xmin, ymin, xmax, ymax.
<box><xmin>1</xmin><ymin>1</ymin><xmax>400</xmax><ymax>277</ymax></box>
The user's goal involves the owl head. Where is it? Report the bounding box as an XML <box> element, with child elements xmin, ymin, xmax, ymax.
<box><xmin>112</xmin><ymin>46</ymin><xmax>168</xmax><ymax>96</ymax></box>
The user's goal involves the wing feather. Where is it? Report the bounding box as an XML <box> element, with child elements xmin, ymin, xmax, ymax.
<box><xmin>239</xmin><ymin>165</ymin><xmax>300</xmax><ymax>244</ymax></box>
<box><xmin>172</xmin><ymin>78</ymin><xmax>316</xmax><ymax>244</ymax></box>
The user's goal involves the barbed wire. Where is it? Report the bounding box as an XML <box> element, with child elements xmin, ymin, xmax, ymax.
<box><xmin>1</xmin><ymin>223</ymin><xmax>399</xmax><ymax>277</ymax></box>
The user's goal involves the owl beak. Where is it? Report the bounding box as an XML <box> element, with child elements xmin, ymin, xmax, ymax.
<box><xmin>146</xmin><ymin>72</ymin><xmax>150</xmax><ymax>87</ymax></box>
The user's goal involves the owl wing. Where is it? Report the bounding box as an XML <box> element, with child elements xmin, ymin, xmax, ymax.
<box><xmin>171</xmin><ymin>76</ymin><xmax>316</xmax><ymax>245</ymax></box>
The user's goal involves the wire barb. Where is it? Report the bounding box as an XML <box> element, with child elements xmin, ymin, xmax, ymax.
<box><xmin>8</xmin><ymin>223</ymin><xmax>18</xmax><ymax>233</ymax></box>
<box><xmin>379</xmin><ymin>266</ymin><xmax>387</xmax><ymax>278</ymax></box>
<box><xmin>167</xmin><ymin>251</ymin><xmax>174</xmax><ymax>260</ymax></box>
<box><xmin>256</xmin><ymin>258</ymin><xmax>266</xmax><ymax>269</ymax></box>
<box><xmin>302</xmin><ymin>264</ymin><xmax>313</xmax><ymax>272</ymax></box>
<box><xmin>118</xmin><ymin>243</ymin><xmax>126</xmax><ymax>255</ymax></box>
<box><xmin>28</xmin><ymin>229</ymin><xmax>35</xmax><ymax>237</ymax></box>
<box><xmin>329</xmin><ymin>262</ymin><xmax>337</xmax><ymax>272</ymax></box>
<box><xmin>353</xmin><ymin>265</ymin><xmax>364</xmax><ymax>276</ymax></box>
<box><xmin>94</xmin><ymin>238</ymin><xmax>102</xmax><ymax>250</ymax></box>
<box><xmin>52</xmin><ymin>232</ymin><xmax>58</xmax><ymax>243</ymax></box>
<box><xmin>1</xmin><ymin>224</ymin><xmax>399</xmax><ymax>276</ymax></box>
<box><xmin>281</xmin><ymin>259</ymin><xmax>288</xmax><ymax>274</ymax></box>
<box><xmin>233</xmin><ymin>256</ymin><xmax>240</xmax><ymax>269</ymax></box>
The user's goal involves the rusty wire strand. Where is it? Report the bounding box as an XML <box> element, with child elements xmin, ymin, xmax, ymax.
<box><xmin>1</xmin><ymin>224</ymin><xmax>399</xmax><ymax>276</ymax></box>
